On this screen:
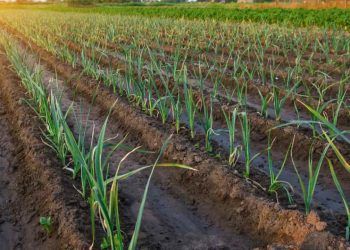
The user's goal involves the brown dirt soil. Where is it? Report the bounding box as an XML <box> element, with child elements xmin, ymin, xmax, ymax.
<box><xmin>3</xmin><ymin>23</ymin><xmax>350</xmax><ymax>249</ymax></box>
<box><xmin>0</xmin><ymin>51</ymin><xmax>94</xmax><ymax>249</ymax></box>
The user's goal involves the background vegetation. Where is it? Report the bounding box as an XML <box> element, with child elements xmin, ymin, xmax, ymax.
<box><xmin>2</xmin><ymin>2</ymin><xmax>350</xmax><ymax>30</ymax></box>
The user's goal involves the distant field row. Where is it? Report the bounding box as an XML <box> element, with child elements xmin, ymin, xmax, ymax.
<box><xmin>4</xmin><ymin>3</ymin><xmax>350</xmax><ymax>30</ymax></box>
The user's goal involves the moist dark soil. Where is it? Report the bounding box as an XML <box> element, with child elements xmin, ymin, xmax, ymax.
<box><xmin>0</xmin><ymin>87</ymin><xmax>30</xmax><ymax>250</ymax></box>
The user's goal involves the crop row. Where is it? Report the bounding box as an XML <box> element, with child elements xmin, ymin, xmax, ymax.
<box><xmin>21</xmin><ymin>4</ymin><xmax>350</xmax><ymax>30</ymax></box>
<box><xmin>4</xmin><ymin>15</ymin><xmax>349</xmax><ymax>140</ymax></box>
<box><xmin>0</xmin><ymin>32</ymin><xmax>195</xmax><ymax>249</ymax></box>
<box><xmin>2</xmin><ymin>15</ymin><xmax>350</xmax><ymax>242</ymax></box>
<box><xmin>32</xmin><ymin>24</ymin><xmax>350</xmax><ymax>103</ymax></box>
<box><xmin>2</xmin><ymin>9</ymin><xmax>350</xmax><ymax>240</ymax></box>
<box><xmin>2</xmin><ymin>28</ymin><xmax>340</xmax><ymax>248</ymax></box>
<box><xmin>2</xmin><ymin>12</ymin><xmax>348</xmax><ymax>116</ymax></box>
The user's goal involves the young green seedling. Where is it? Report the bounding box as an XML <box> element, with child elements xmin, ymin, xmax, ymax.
<box><xmin>40</xmin><ymin>216</ymin><xmax>53</xmax><ymax>235</ymax></box>
<box><xmin>327</xmin><ymin>158</ymin><xmax>350</xmax><ymax>241</ymax></box>
<box><xmin>267</xmin><ymin>134</ymin><xmax>294</xmax><ymax>204</ymax></box>
<box><xmin>222</xmin><ymin>107</ymin><xmax>241</xmax><ymax>166</ymax></box>
<box><xmin>290</xmin><ymin>141</ymin><xmax>330</xmax><ymax>214</ymax></box>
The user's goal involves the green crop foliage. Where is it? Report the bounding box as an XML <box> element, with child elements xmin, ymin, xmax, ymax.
<box><xmin>1</xmin><ymin>32</ymin><xmax>195</xmax><ymax>249</ymax></box>
<box><xmin>2</xmin><ymin>7</ymin><xmax>350</xmax><ymax>243</ymax></box>
<box><xmin>7</xmin><ymin>4</ymin><xmax>350</xmax><ymax>30</ymax></box>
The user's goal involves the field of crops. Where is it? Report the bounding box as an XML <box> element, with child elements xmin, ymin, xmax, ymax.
<box><xmin>0</xmin><ymin>6</ymin><xmax>350</xmax><ymax>249</ymax></box>
<box><xmin>3</xmin><ymin>3</ymin><xmax>350</xmax><ymax>29</ymax></box>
